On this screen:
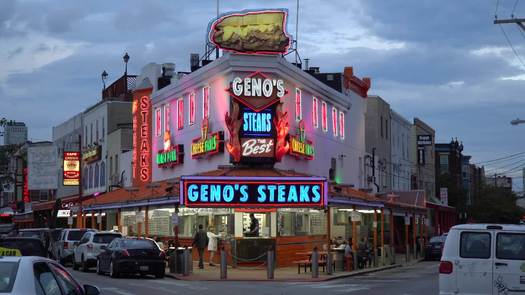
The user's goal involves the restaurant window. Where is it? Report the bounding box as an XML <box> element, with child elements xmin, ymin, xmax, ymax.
<box><xmin>155</xmin><ymin>108</ymin><xmax>162</xmax><ymax>137</ymax></box>
<box><xmin>120</xmin><ymin>209</ymin><xmax>138</xmax><ymax>236</ymax></box>
<box><xmin>203</xmin><ymin>86</ymin><xmax>210</xmax><ymax>119</ymax></box>
<box><xmin>295</xmin><ymin>88</ymin><xmax>302</xmax><ymax>121</ymax></box>
<box><xmin>339</xmin><ymin>110</ymin><xmax>345</xmax><ymax>140</ymax></box>
<box><xmin>177</xmin><ymin>208</ymin><xmax>234</xmax><ymax>238</ymax></box>
<box><xmin>189</xmin><ymin>92</ymin><xmax>196</xmax><ymax>126</ymax></box>
<box><xmin>164</xmin><ymin>104</ymin><xmax>170</xmax><ymax>133</ymax></box>
<box><xmin>277</xmin><ymin>209</ymin><xmax>327</xmax><ymax>236</ymax></box>
<box><xmin>312</xmin><ymin>97</ymin><xmax>319</xmax><ymax>129</ymax></box>
<box><xmin>321</xmin><ymin>101</ymin><xmax>328</xmax><ymax>132</ymax></box>
<box><xmin>177</xmin><ymin>97</ymin><xmax>184</xmax><ymax>130</ymax></box>
<box><xmin>331</xmin><ymin>106</ymin><xmax>338</xmax><ymax>137</ymax></box>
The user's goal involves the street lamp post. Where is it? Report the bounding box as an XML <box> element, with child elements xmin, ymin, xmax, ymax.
<box><xmin>123</xmin><ymin>52</ymin><xmax>130</xmax><ymax>76</ymax></box>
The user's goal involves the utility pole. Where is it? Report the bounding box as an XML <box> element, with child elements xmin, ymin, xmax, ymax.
<box><xmin>77</xmin><ymin>134</ymin><xmax>83</xmax><ymax>228</ymax></box>
<box><xmin>494</xmin><ymin>18</ymin><xmax>525</xmax><ymax>31</ymax></box>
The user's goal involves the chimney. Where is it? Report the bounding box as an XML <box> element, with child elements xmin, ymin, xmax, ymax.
<box><xmin>158</xmin><ymin>63</ymin><xmax>175</xmax><ymax>90</ymax></box>
<box><xmin>304</xmin><ymin>58</ymin><xmax>309</xmax><ymax>71</ymax></box>
<box><xmin>190</xmin><ymin>53</ymin><xmax>200</xmax><ymax>72</ymax></box>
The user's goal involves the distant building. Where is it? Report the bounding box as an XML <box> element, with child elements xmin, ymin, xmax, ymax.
<box><xmin>390</xmin><ymin>110</ymin><xmax>412</xmax><ymax>191</ymax></box>
<box><xmin>3</xmin><ymin>122</ymin><xmax>27</xmax><ymax>146</ymax></box>
<box><xmin>461</xmin><ymin>156</ymin><xmax>485</xmax><ymax>206</ymax></box>
<box><xmin>435</xmin><ymin>139</ymin><xmax>464</xmax><ymax>207</ymax></box>
<box><xmin>485</xmin><ymin>175</ymin><xmax>513</xmax><ymax>191</ymax></box>
<box><xmin>410</xmin><ymin>118</ymin><xmax>436</xmax><ymax>200</ymax></box>
<box><xmin>365</xmin><ymin>95</ymin><xmax>391</xmax><ymax>193</ymax></box>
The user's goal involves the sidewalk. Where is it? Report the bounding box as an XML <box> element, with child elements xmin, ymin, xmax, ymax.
<box><xmin>165</xmin><ymin>257</ymin><xmax>423</xmax><ymax>282</ymax></box>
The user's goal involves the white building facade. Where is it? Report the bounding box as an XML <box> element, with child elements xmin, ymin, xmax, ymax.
<box><xmin>390</xmin><ymin>110</ymin><xmax>412</xmax><ymax>191</ymax></box>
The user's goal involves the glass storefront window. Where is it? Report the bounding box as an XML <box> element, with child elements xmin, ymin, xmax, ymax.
<box><xmin>241</xmin><ymin>212</ymin><xmax>272</xmax><ymax>238</ymax></box>
<box><xmin>120</xmin><ymin>209</ymin><xmax>138</xmax><ymax>236</ymax></box>
<box><xmin>277</xmin><ymin>209</ymin><xmax>327</xmax><ymax>237</ymax></box>
<box><xmin>147</xmin><ymin>207</ymin><xmax>235</xmax><ymax>238</ymax></box>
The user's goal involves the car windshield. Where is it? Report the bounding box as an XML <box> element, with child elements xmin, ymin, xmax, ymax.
<box><xmin>0</xmin><ymin>261</ymin><xmax>19</xmax><ymax>292</ymax></box>
<box><xmin>122</xmin><ymin>240</ymin><xmax>157</xmax><ymax>249</ymax></box>
<box><xmin>66</xmin><ymin>230</ymin><xmax>88</xmax><ymax>241</ymax></box>
<box><xmin>93</xmin><ymin>234</ymin><xmax>120</xmax><ymax>244</ymax></box>
<box><xmin>0</xmin><ymin>239</ymin><xmax>46</xmax><ymax>257</ymax></box>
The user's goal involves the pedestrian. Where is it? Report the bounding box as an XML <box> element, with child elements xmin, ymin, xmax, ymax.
<box><xmin>207</xmin><ymin>226</ymin><xmax>221</xmax><ymax>266</ymax></box>
<box><xmin>247</xmin><ymin>213</ymin><xmax>260</xmax><ymax>237</ymax></box>
<box><xmin>192</xmin><ymin>224</ymin><xmax>209</xmax><ymax>269</ymax></box>
<box><xmin>344</xmin><ymin>238</ymin><xmax>353</xmax><ymax>271</ymax></box>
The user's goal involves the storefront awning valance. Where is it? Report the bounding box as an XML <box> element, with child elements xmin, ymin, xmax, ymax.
<box><xmin>328</xmin><ymin>196</ymin><xmax>383</xmax><ymax>208</ymax></box>
<box><xmin>83</xmin><ymin>196</ymin><xmax>179</xmax><ymax>212</ymax></box>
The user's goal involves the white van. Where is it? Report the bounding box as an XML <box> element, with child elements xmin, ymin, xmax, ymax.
<box><xmin>439</xmin><ymin>224</ymin><xmax>525</xmax><ymax>295</ymax></box>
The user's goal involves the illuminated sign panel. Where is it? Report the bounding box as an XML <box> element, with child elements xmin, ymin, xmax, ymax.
<box><xmin>177</xmin><ymin>98</ymin><xmax>184</xmax><ymax>130</ymax></box>
<box><xmin>228</xmin><ymin>71</ymin><xmax>285</xmax><ymax>112</ymax></box>
<box><xmin>191</xmin><ymin>132</ymin><xmax>223</xmax><ymax>158</ymax></box>
<box><xmin>157</xmin><ymin>145</ymin><xmax>184</xmax><ymax>168</ymax></box>
<box><xmin>82</xmin><ymin>145</ymin><xmax>101</xmax><ymax>164</ymax></box>
<box><xmin>203</xmin><ymin>87</ymin><xmax>210</xmax><ymax>119</ymax></box>
<box><xmin>181</xmin><ymin>176</ymin><xmax>327</xmax><ymax>208</ymax></box>
<box><xmin>132</xmin><ymin>91</ymin><xmax>152</xmax><ymax>185</ymax></box>
<box><xmin>63</xmin><ymin>152</ymin><xmax>80</xmax><ymax>186</ymax></box>
<box><xmin>208</xmin><ymin>9</ymin><xmax>291</xmax><ymax>55</ymax></box>
<box><xmin>339</xmin><ymin>111</ymin><xmax>345</xmax><ymax>140</ymax></box>
<box><xmin>242</xmin><ymin>108</ymin><xmax>272</xmax><ymax>136</ymax></box>
<box><xmin>295</xmin><ymin>88</ymin><xmax>302</xmax><ymax>121</ymax></box>
<box><xmin>289</xmin><ymin>136</ymin><xmax>314</xmax><ymax>159</ymax></box>
<box><xmin>189</xmin><ymin>92</ymin><xmax>196</xmax><ymax>125</ymax></box>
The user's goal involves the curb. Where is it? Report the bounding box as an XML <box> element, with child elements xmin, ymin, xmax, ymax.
<box><xmin>164</xmin><ymin>261</ymin><xmax>418</xmax><ymax>282</ymax></box>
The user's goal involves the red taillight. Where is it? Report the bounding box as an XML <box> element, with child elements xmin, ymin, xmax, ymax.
<box><xmin>439</xmin><ymin>261</ymin><xmax>453</xmax><ymax>274</ymax></box>
<box><xmin>64</xmin><ymin>242</ymin><xmax>68</xmax><ymax>250</ymax></box>
<box><xmin>121</xmin><ymin>249</ymin><xmax>130</xmax><ymax>257</ymax></box>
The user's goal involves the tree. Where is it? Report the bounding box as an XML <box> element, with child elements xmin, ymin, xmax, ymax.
<box><xmin>470</xmin><ymin>186</ymin><xmax>524</xmax><ymax>224</ymax></box>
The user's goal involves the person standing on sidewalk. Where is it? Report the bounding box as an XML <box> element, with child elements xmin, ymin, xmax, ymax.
<box><xmin>192</xmin><ymin>224</ymin><xmax>209</xmax><ymax>269</ymax></box>
<box><xmin>207</xmin><ymin>226</ymin><xmax>221</xmax><ymax>266</ymax></box>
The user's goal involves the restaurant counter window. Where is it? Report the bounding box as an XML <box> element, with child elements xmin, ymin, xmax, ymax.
<box><xmin>120</xmin><ymin>209</ymin><xmax>138</xmax><ymax>236</ymax></box>
<box><xmin>178</xmin><ymin>208</ymin><xmax>234</xmax><ymax>238</ymax></box>
<box><xmin>277</xmin><ymin>209</ymin><xmax>327</xmax><ymax>237</ymax></box>
<box><xmin>148</xmin><ymin>207</ymin><xmax>175</xmax><ymax>237</ymax></box>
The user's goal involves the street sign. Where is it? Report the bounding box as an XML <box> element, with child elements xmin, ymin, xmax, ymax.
<box><xmin>417</xmin><ymin>135</ymin><xmax>432</xmax><ymax>146</ymax></box>
<box><xmin>171</xmin><ymin>213</ymin><xmax>179</xmax><ymax>225</ymax></box>
<box><xmin>350</xmin><ymin>211</ymin><xmax>362</xmax><ymax>222</ymax></box>
<box><xmin>57</xmin><ymin>210</ymin><xmax>70</xmax><ymax>218</ymax></box>
<box><xmin>440</xmin><ymin>187</ymin><xmax>449</xmax><ymax>206</ymax></box>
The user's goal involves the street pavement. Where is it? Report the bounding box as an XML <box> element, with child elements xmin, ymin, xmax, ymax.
<box><xmin>71</xmin><ymin>261</ymin><xmax>439</xmax><ymax>295</ymax></box>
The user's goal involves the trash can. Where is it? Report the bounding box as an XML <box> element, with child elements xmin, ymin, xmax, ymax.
<box><xmin>169</xmin><ymin>247</ymin><xmax>188</xmax><ymax>274</ymax></box>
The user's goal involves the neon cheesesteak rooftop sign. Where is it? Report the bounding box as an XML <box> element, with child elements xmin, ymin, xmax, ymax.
<box><xmin>180</xmin><ymin>176</ymin><xmax>327</xmax><ymax>208</ymax></box>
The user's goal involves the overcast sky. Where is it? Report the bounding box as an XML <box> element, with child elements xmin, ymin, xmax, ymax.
<box><xmin>1</xmin><ymin>0</ymin><xmax>524</xmax><ymax>191</ymax></box>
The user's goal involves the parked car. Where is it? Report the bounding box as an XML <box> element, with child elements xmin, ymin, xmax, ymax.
<box><xmin>424</xmin><ymin>234</ymin><xmax>447</xmax><ymax>260</ymax></box>
<box><xmin>47</xmin><ymin>228</ymin><xmax>64</xmax><ymax>260</ymax></box>
<box><xmin>439</xmin><ymin>224</ymin><xmax>525</xmax><ymax>295</ymax></box>
<box><xmin>17</xmin><ymin>228</ymin><xmax>49</xmax><ymax>239</ymax></box>
<box><xmin>54</xmin><ymin>228</ymin><xmax>96</xmax><ymax>265</ymax></box>
<box><xmin>0</xmin><ymin>256</ymin><xmax>100</xmax><ymax>294</ymax></box>
<box><xmin>97</xmin><ymin>237</ymin><xmax>166</xmax><ymax>278</ymax></box>
<box><xmin>73</xmin><ymin>231</ymin><xmax>122</xmax><ymax>272</ymax></box>
<box><xmin>0</xmin><ymin>237</ymin><xmax>48</xmax><ymax>257</ymax></box>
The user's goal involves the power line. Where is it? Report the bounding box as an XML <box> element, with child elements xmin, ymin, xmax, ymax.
<box><xmin>512</xmin><ymin>0</ymin><xmax>521</xmax><ymax>17</ymax></box>
<box><xmin>498</xmin><ymin>24</ymin><xmax>525</xmax><ymax>69</ymax></box>
<box><xmin>495</xmin><ymin>0</ymin><xmax>500</xmax><ymax>18</ymax></box>
<box><xmin>473</xmin><ymin>151</ymin><xmax>525</xmax><ymax>164</ymax></box>
<box><xmin>485</xmin><ymin>156</ymin><xmax>525</xmax><ymax>172</ymax></box>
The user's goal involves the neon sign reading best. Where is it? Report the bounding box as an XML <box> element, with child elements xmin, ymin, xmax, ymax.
<box><xmin>181</xmin><ymin>176</ymin><xmax>327</xmax><ymax>208</ymax></box>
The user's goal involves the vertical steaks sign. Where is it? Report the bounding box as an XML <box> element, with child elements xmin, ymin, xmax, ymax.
<box><xmin>225</xmin><ymin>71</ymin><xmax>288</xmax><ymax>164</ymax></box>
<box><xmin>132</xmin><ymin>88</ymin><xmax>153</xmax><ymax>186</ymax></box>
<box><xmin>180</xmin><ymin>176</ymin><xmax>327</xmax><ymax>208</ymax></box>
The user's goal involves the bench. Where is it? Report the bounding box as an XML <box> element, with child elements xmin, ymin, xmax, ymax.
<box><xmin>293</xmin><ymin>260</ymin><xmax>329</xmax><ymax>274</ymax></box>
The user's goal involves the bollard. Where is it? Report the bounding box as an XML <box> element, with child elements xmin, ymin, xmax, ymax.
<box><xmin>267</xmin><ymin>248</ymin><xmax>275</xmax><ymax>280</ymax></box>
<box><xmin>326</xmin><ymin>251</ymin><xmax>333</xmax><ymax>275</ymax></box>
<box><xmin>405</xmin><ymin>244</ymin><xmax>410</xmax><ymax>264</ymax></box>
<box><xmin>311</xmin><ymin>247</ymin><xmax>319</xmax><ymax>278</ymax></box>
<box><xmin>220</xmin><ymin>247</ymin><xmax>227</xmax><ymax>280</ymax></box>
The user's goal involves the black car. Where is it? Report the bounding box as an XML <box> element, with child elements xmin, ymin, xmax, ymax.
<box><xmin>425</xmin><ymin>235</ymin><xmax>447</xmax><ymax>260</ymax></box>
<box><xmin>96</xmin><ymin>237</ymin><xmax>166</xmax><ymax>278</ymax></box>
<box><xmin>0</xmin><ymin>237</ymin><xmax>48</xmax><ymax>257</ymax></box>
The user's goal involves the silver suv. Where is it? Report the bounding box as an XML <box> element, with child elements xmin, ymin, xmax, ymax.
<box><xmin>54</xmin><ymin>229</ymin><xmax>96</xmax><ymax>265</ymax></box>
<box><xmin>73</xmin><ymin>231</ymin><xmax>121</xmax><ymax>272</ymax></box>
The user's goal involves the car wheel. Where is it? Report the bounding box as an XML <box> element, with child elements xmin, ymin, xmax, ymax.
<box><xmin>72</xmin><ymin>258</ymin><xmax>79</xmax><ymax>270</ymax></box>
<box><xmin>155</xmin><ymin>269</ymin><xmax>165</xmax><ymax>279</ymax></box>
<box><xmin>96</xmin><ymin>259</ymin><xmax>103</xmax><ymax>275</ymax></box>
<box><xmin>81</xmin><ymin>256</ymin><xmax>89</xmax><ymax>272</ymax></box>
<box><xmin>109</xmin><ymin>260</ymin><xmax>119</xmax><ymax>278</ymax></box>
